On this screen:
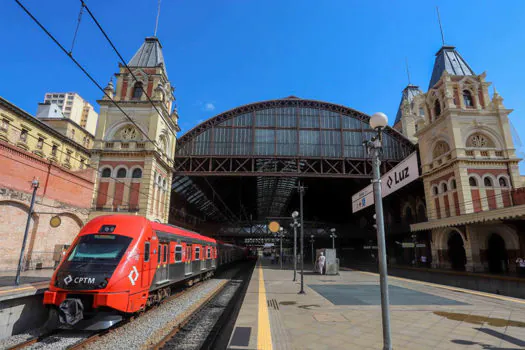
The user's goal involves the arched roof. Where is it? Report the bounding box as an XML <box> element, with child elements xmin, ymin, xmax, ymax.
<box><xmin>171</xmin><ymin>97</ymin><xmax>417</xmax><ymax>224</ymax></box>
<box><xmin>176</xmin><ymin>96</ymin><xmax>415</xmax><ymax>161</ymax></box>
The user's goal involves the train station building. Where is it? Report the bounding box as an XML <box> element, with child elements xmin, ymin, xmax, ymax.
<box><xmin>1</xmin><ymin>34</ymin><xmax>525</xmax><ymax>275</ymax></box>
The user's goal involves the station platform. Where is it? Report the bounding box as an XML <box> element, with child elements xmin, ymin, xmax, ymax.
<box><xmin>228</xmin><ymin>258</ymin><xmax>525</xmax><ymax>350</ymax></box>
<box><xmin>0</xmin><ymin>269</ymin><xmax>51</xmax><ymax>302</ymax></box>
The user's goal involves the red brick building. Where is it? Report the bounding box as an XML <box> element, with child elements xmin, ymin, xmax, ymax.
<box><xmin>0</xmin><ymin>97</ymin><xmax>95</xmax><ymax>271</ymax></box>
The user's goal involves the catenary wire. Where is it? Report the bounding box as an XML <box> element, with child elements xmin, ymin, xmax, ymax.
<box><xmin>3</xmin><ymin>122</ymin><xmax>173</xmax><ymax>217</ymax></box>
<box><xmin>14</xmin><ymin>0</ymin><xmax>157</xmax><ymax>147</ymax></box>
<box><xmin>80</xmin><ymin>0</ymin><xmax>177</xmax><ymax>136</ymax></box>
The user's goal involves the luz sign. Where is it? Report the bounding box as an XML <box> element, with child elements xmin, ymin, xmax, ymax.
<box><xmin>352</xmin><ymin>152</ymin><xmax>419</xmax><ymax>213</ymax></box>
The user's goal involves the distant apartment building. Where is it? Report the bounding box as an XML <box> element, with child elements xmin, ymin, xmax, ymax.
<box><xmin>43</xmin><ymin>92</ymin><xmax>98</xmax><ymax>134</ymax></box>
<box><xmin>37</xmin><ymin>102</ymin><xmax>94</xmax><ymax>149</ymax></box>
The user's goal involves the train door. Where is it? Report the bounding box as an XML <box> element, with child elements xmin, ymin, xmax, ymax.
<box><xmin>206</xmin><ymin>247</ymin><xmax>212</xmax><ymax>269</ymax></box>
<box><xmin>200</xmin><ymin>246</ymin><xmax>206</xmax><ymax>271</ymax></box>
<box><xmin>185</xmin><ymin>244</ymin><xmax>192</xmax><ymax>275</ymax></box>
<box><xmin>158</xmin><ymin>243</ymin><xmax>169</xmax><ymax>283</ymax></box>
<box><xmin>141</xmin><ymin>241</ymin><xmax>151</xmax><ymax>288</ymax></box>
<box><xmin>211</xmin><ymin>247</ymin><xmax>216</xmax><ymax>268</ymax></box>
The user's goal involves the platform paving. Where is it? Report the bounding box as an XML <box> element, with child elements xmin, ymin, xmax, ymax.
<box><xmin>228</xmin><ymin>258</ymin><xmax>525</xmax><ymax>349</ymax></box>
<box><xmin>0</xmin><ymin>269</ymin><xmax>51</xmax><ymax>301</ymax></box>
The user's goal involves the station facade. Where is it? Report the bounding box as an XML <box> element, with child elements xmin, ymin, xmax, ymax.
<box><xmin>1</xmin><ymin>33</ymin><xmax>524</xmax><ymax>275</ymax></box>
<box><xmin>394</xmin><ymin>46</ymin><xmax>525</xmax><ymax>272</ymax></box>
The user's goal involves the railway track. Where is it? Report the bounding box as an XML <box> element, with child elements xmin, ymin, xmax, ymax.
<box><xmin>5</xmin><ymin>275</ymin><xmax>207</xmax><ymax>350</ymax></box>
<box><xmin>154</xmin><ymin>261</ymin><xmax>255</xmax><ymax>350</ymax></box>
<box><xmin>4</xmin><ymin>261</ymin><xmax>254</xmax><ymax>350</ymax></box>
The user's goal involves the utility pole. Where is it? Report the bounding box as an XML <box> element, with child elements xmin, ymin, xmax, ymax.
<box><xmin>15</xmin><ymin>179</ymin><xmax>39</xmax><ymax>286</ymax></box>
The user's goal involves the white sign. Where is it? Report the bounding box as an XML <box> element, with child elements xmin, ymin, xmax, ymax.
<box><xmin>351</xmin><ymin>184</ymin><xmax>374</xmax><ymax>213</ymax></box>
<box><xmin>402</xmin><ymin>242</ymin><xmax>415</xmax><ymax>248</ymax></box>
<box><xmin>352</xmin><ymin>152</ymin><xmax>419</xmax><ymax>213</ymax></box>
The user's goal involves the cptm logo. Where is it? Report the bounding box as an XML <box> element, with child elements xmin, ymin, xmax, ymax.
<box><xmin>63</xmin><ymin>275</ymin><xmax>95</xmax><ymax>285</ymax></box>
<box><xmin>128</xmin><ymin>266</ymin><xmax>139</xmax><ymax>286</ymax></box>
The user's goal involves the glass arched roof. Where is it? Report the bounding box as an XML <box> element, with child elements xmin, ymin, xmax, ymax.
<box><xmin>176</xmin><ymin>97</ymin><xmax>414</xmax><ymax>160</ymax></box>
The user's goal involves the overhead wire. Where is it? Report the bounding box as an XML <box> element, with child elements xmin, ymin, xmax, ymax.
<box><xmin>4</xmin><ymin>116</ymin><xmax>172</xmax><ymax>217</ymax></box>
<box><xmin>14</xmin><ymin>0</ymin><xmax>518</xmax><ymax>229</ymax></box>
<box><xmin>12</xmin><ymin>0</ymin><xmax>183</xmax><ymax>218</ymax></box>
<box><xmin>80</xmin><ymin>0</ymin><xmax>178</xmax><ymax>135</ymax></box>
<box><xmin>14</xmin><ymin>0</ymin><xmax>157</xmax><ymax>147</ymax></box>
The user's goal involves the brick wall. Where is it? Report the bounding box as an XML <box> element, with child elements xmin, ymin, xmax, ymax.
<box><xmin>0</xmin><ymin>141</ymin><xmax>94</xmax><ymax>208</ymax></box>
<box><xmin>0</xmin><ymin>187</ymin><xmax>88</xmax><ymax>271</ymax></box>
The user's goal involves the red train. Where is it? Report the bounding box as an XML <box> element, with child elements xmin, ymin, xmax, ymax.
<box><xmin>43</xmin><ymin>215</ymin><xmax>247</xmax><ymax>329</ymax></box>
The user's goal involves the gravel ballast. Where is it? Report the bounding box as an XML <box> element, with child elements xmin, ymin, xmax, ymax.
<box><xmin>86</xmin><ymin>278</ymin><xmax>227</xmax><ymax>350</ymax></box>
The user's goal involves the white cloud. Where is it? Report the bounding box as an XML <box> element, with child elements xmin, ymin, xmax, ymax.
<box><xmin>203</xmin><ymin>103</ymin><xmax>215</xmax><ymax>111</ymax></box>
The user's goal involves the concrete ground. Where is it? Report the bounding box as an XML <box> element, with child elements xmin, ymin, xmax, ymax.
<box><xmin>228</xmin><ymin>257</ymin><xmax>525</xmax><ymax>350</ymax></box>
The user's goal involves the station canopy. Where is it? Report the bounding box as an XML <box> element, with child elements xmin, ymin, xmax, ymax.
<box><xmin>171</xmin><ymin>97</ymin><xmax>416</xmax><ymax>239</ymax></box>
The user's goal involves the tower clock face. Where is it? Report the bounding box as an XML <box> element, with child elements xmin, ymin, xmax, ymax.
<box><xmin>121</xmin><ymin>127</ymin><xmax>137</xmax><ymax>140</ymax></box>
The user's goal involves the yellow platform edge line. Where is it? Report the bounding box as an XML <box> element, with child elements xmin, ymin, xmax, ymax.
<box><xmin>257</xmin><ymin>263</ymin><xmax>273</xmax><ymax>350</ymax></box>
<box><xmin>356</xmin><ymin>270</ymin><xmax>525</xmax><ymax>305</ymax></box>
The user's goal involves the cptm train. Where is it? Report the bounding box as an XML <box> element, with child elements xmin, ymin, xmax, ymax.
<box><xmin>43</xmin><ymin>215</ymin><xmax>248</xmax><ymax>330</ymax></box>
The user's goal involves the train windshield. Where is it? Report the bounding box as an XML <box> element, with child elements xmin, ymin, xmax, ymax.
<box><xmin>67</xmin><ymin>234</ymin><xmax>132</xmax><ymax>262</ymax></box>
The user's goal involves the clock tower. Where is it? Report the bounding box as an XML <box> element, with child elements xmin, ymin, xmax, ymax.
<box><xmin>89</xmin><ymin>37</ymin><xmax>179</xmax><ymax>222</ymax></box>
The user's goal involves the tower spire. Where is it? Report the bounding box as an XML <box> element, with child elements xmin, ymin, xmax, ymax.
<box><xmin>154</xmin><ymin>0</ymin><xmax>162</xmax><ymax>37</ymax></box>
<box><xmin>405</xmin><ymin>57</ymin><xmax>412</xmax><ymax>85</ymax></box>
<box><xmin>436</xmin><ymin>7</ymin><xmax>445</xmax><ymax>46</ymax></box>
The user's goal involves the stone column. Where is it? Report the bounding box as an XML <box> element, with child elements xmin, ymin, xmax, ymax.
<box><xmin>464</xmin><ymin>225</ymin><xmax>484</xmax><ymax>272</ymax></box>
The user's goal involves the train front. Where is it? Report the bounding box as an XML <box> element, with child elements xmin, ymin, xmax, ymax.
<box><xmin>44</xmin><ymin>215</ymin><xmax>151</xmax><ymax>330</ymax></box>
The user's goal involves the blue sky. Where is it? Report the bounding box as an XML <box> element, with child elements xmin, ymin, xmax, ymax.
<box><xmin>1</xmin><ymin>1</ymin><xmax>525</xmax><ymax>165</ymax></box>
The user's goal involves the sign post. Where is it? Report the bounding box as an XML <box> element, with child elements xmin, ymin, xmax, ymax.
<box><xmin>352</xmin><ymin>152</ymin><xmax>419</xmax><ymax>213</ymax></box>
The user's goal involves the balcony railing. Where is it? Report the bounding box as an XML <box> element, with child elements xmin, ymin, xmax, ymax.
<box><xmin>101</xmin><ymin>141</ymin><xmax>149</xmax><ymax>151</ymax></box>
<box><xmin>93</xmin><ymin>205</ymin><xmax>140</xmax><ymax>212</ymax></box>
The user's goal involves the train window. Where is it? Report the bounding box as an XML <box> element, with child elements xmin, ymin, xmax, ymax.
<box><xmin>175</xmin><ymin>245</ymin><xmax>182</xmax><ymax>262</ymax></box>
<box><xmin>157</xmin><ymin>244</ymin><xmax>161</xmax><ymax>263</ymax></box>
<box><xmin>163</xmin><ymin>245</ymin><xmax>168</xmax><ymax>263</ymax></box>
<box><xmin>195</xmin><ymin>247</ymin><xmax>200</xmax><ymax>260</ymax></box>
<box><xmin>144</xmin><ymin>242</ymin><xmax>150</xmax><ymax>262</ymax></box>
<box><xmin>67</xmin><ymin>234</ymin><xmax>132</xmax><ymax>262</ymax></box>
<box><xmin>207</xmin><ymin>247</ymin><xmax>211</xmax><ymax>259</ymax></box>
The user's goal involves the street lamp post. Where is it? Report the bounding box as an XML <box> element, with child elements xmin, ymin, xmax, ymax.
<box><xmin>365</xmin><ymin>112</ymin><xmax>392</xmax><ymax>350</ymax></box>
<box><xmin>15</xmin><ymin>179</ymin><xmax>39</xmax><ymax>286</ymax></box>
<box><xmin>310</xmin><ymin>235</ymin><xmax>315</xmax><ymax>265</ymax></box>
<box><xmin>330</xmin><ymin>228</ymin><xmax>337</xmax><ymax>251</ymax></box>
<box><xmin>291</xmin><ymin>211</ymin><xmax>299</xmax><ymax>281</ymax></box>
<box><xmin>299</xmin><ymin>181</ymin><xmax>305</xmax><ymax>294</ymax></box>
<box><xmin>279</xmin><ymin>227</ymin><xmax>284</xmax><ymax>270</ymax></box>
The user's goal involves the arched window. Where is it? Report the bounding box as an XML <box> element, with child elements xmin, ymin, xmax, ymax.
<box><xmin>132</xmin><ymin>82</ymin><xmax>143</xmax><ymax>99</ymax></box>
<box><xmin>441</xmin><ymin>183</ymin><xmax>448</xmax><ymax>193</ymax></box>
<box><xmin>432</xmin><ymin>141</ymin><xmax>450</xmax><ymax>159</ymax></box>
<box><xmin>434</xmin><ymin>100</ymin><xmax>441</xmax><ymax>119</ymax></box>
<box><xmin>463</xmin><ymin>90</ymin><xmax>473</xmax><ymax>107</ymax></box>
<box><xmin>116</xmin><ymin>168</ymin><xmax>127</xmax><ymax>178</ymax></box>
<box><xmin>469</xmin><ymin>177</ymin><xmax>478</xmax><ymax>187</ymax></box>
<box><xmin>101</xmin><ymin>168</ymin><xmax>111</xmax><ymax>178</ymax></box>
<box><xmin>484</xmin><ymin>177</ymin><xmax>493</xmax><ymax>187</ymax></box>
<box><xmin>432</xmin><ymin>186</ymin><xmax>439</xmax><ymax>195</ymax></box>
<box><xmin>499</xmin><ymin>177</ymin><xmax>508</xmax><ymax>187</ymax></box>
<box><xmin>467</xmin><ymin>133</ymin><xmax>495</xmax><ymax>148</ymax></box>
<box><xmin>163</xmin><ymin>179</ymin><xmax>167</xmax><ymax>189</ymax></box>
<box><xmin>132</xmin><ymin>168</ymin><xmax>142</xmax><ymax>178</ymax></box>
<box><xmin>451</xmin><ymin>179</ymin><xmax>457</xmax><ymax>190</ymax></box>
<box><xmin>405</xmin><ymin>207</ymin><xmax>414</xmax><ymax>224</ymax></box>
